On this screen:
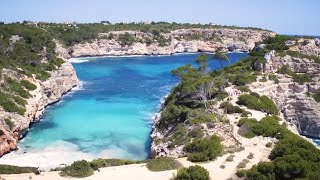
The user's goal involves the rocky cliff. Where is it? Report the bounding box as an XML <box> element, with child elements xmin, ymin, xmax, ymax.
<box><xmin>70</xmin><ymin>28</ymin><xmax>275</xmax><ymax>57</ymax></box>
<box><xmin>250</xmin><ymin>39</ymin><xmax>320</xmax><ymax>138</ymax></box>
<box><xmin>0</xmin><ymin>60</ymin><xmax>79</xmax><ymax>157</ymax></box>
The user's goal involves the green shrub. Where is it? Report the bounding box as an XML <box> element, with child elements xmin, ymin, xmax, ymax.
<box><xmin>4</xmin><ymin>118</ymin><xmax>14</xmax><ymax>130</ymax></box>
<box><xmin>173</xmin><ymin>165</ymin><xmax>210</xmax><ymax>180</ymax></box>
<box><xmin>237</xmin><ymin>116</ymin><xmax>284</xmax><ymax>138</ymax></box>
<box><xmin>0</xmin><ymin>90</ymin><xmax>26</xmax><ymax>115</ymax></box>
<box><xmin>237</xmin><ymin>86</ymin><xmax>251</xmax><ymax>93</ymax></box>
<box><xmin>225</xmin><ymin>155</ymin><xmax>235</xmax><ymax>162</ymax></box>
<box><xmin>268</xmin><ymin>74</ymin><xmax>279</xmax><ymax>84</ymax></box>
<box><xmin>220</xmin><ymin>102</ymin><xmax>244</xmax><ymax>114</ymax></box>
<box><xmin>292</xmin><ymin>73</ymin><xmax>311</xmax><ymax>84</ymax></box>
<box><xmin>265</xmin><ymin>142</ymin><xmax>273</xmax><ymax>148</ymax></box>
<box><xmin>237</xmin><ymin>159</ymin><xmax>249</xmax><ymax>169</ymax></box>
<box><xmin>7</xmin><ymin>79</ymin><xmax>31</xmax><ymax>98</ymax></box>
<box><xmin>187</xmin><ymin>110</ymin><xmax>216</xmax><ymax>124</ymax></box>
<box><xmin>167</xmin><ymin>123</ymin><xmax>190</xmax><ymax>148</ymax></box>
<box><xmin>118</xmin><ymin>32</ymin><xmax>135</xmax><ymax>46</ymax></box>
<box><xmin>277</xmin><ymin>65</ymin><xmax>311</xmax><ymax>84</ymax></box>
<box><xmin>0</xmin><ymin>165</ymin><xmax>37</xmax><ymax>174</ymax></box>
<box><xmin>313</xmin><ymin>88</ymin><xmax>320</xmax><ymax>102</ymax></box>
<box><xmin>285</xmin><ymin>50</ymin><xmax>320</xmax><ymax>63</ymax></box>
<box><xmin>146</xmin><ymin>157</ymin><xmax>182</xmax><ymax>171</ymax></box>
<box><xmin>188</xmin><ymin>126</ymin><xmax>204</xmax><ymax>139</ymax></box>
<box><xmin>237</xmin><ymin>94</ymin><xmax>278</xmax><ymax>115</ymax></box>
<box><xmin>233</xmin><ymin>73</ymin><xmax>257</xmax><ymax>86</ymax></box>
<box><xmin>20</xmin><ymin>80</ymin><xmax>37</xmax><ymax>90</ymax></box>
<box><xmin>277</xmin><ymin>64</ymin><xmax>292</xmax><ymax>75</ymax></box>
<box><xmin>184</xmin><ymin>135</ymin><xmax>223</xmax><ymax>162</ymax></box>
<box><xmin>12</xmin><ymin>95</ymin><xmax>27</xmax><ymax>106</ymax></box>
<box><xmin>240</xmin><ymin>111</ymin><xmax>252</xmax><ymax>117</ymax></box>
<box><xmin>60</xmin><ymin>160</ymin><xmax>94</xmax><ymax>178</ymax></box>
<box><xmin>236</xmin><ymin>169</ymin><xmax>247</xmax><ymax>178</ymax></box>
<box><xmin>90</xmin><ymin>159</ymin><xmax>138</xmax><ymax>170</ymax></box>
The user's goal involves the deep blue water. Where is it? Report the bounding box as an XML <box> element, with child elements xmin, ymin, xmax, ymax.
<box><xmin>1</xmin><ymin>53</ymin><xmax>248</xmax><ymax>167</ymax></box>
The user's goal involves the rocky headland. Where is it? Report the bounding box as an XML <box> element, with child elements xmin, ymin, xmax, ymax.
<box><xmin>69</xmin><ymin>28</ymin><xmax>275</xmax><ymax>57</ymax></box>
<box><xmin>0</xmin><ymin>59</ymin><xmax>79</xmax><ymax>157</ymax></box>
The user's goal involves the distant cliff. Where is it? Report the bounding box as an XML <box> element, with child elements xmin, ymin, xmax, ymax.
<box><xmin>69</xmin><ymin>29</ymin><xmax>275</xmax><ymax>57</ymax></box>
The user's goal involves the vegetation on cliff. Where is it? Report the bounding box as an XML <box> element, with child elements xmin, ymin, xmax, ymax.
<box><xmin>0</xmin><ymin>23</ymin><xmax>65</xmax><ymax>115</ymax></box>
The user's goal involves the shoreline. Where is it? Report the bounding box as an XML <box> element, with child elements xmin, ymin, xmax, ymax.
<box><xmin>69</xmin><ymin>50</ymin><xmax>248</xmax><ymax>60</ymax></box>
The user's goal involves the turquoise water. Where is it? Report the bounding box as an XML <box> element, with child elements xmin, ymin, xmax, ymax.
<box><xmin>18</xmin><ymin>53</ymin><xmax>248</xmax><ymax>161</ymax></box>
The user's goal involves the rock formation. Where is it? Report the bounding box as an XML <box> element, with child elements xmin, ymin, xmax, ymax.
<box><xmin>0</xmin><ymin>60</ymin><xmax>79</xmax><ymax>157</ymax></box>
<box><xmin>70</xmin><ymin>29</ymin><xmax>275</xmax><ymax>57</ymax></box>
<box><xmin>250</xmin><ymin>44</ymin><xmax>320</xmax><ymax>138</ymax></box>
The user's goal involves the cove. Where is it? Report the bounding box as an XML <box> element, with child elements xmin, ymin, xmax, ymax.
<box><xmin>0</xmin><ymin>53</ymin><xmax>248</xmax><ymax>169</ymax></box>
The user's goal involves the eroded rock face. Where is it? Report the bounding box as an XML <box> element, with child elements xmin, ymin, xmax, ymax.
<box><xmin>70</xmin><ymin>29</ymin><xmax>275</xmax><ymax>57</ymax></box>
<box><xmin>299</xmin><ymin>39</ymin><xmax>320</xmax><ymax>57</ymax></box>
<box><xmin>0</xmin><ymin>61</ymin><xmax>79</xmax><ymax>157</ymax></box>
<box><xmin>251</xmin><ymin>53</ymin><xmax>320</xmax><ymax>138</ymax></box>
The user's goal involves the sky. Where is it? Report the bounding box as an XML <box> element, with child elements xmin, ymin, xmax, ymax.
<box><xmin>1</xmin><ymin>0</ymin><xmax>319</xmax><ymax>36</ymax></box>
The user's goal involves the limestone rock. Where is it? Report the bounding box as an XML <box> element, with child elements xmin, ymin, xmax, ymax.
<box><xmin>0</xmin><ymin>59</ymin><xmax>79</xmax><ymax>157</ymax></box>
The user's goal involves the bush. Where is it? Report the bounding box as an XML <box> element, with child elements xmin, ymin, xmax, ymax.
<box><xmin>146</xmin><ymin>157</ymin><xmax>182</xmax><ymax>171</ymax></box>
<box><xmin>233</xmin><ymin>73</ymin><xmax>257</xmax><ymax>86</ymax></box>
<box><xmin>236</xmin><ymin>169</ymin><xmax>247</xmax><ymax>178</ymax></box>
<box><xmin>292</xmin><ymin>73</ymin><xmax>311</xmax><ymax>85</ymax></box>
<box><xmin>184</xmin><ymin>135</ymin><xmax>223</xmax><ymax>162</ymax></box>
<box><xmin>4</xmin><ymin>118</ymin><xmax>14</xmax><ymax>130</ymax></box>
<box><xmin>20</xmin><ymin>80</ymin><xmax>37</xmax><ymax>90</ymax></box>
<box><xmin>265</xmin><ymin>142</ymin><xmax>273</xmax><ymax>148</ymax></box>
<box><xmin>237</xmin><ymin>159</ymin><xmax>249</xmax><ymax>169</ymax></box>
<box><xmin>268</xmin><ymin>74</ymin><xmax>279</xmax><ymax>84</ymax></box>
<box><xmin>0</xmin><ymin>90</ymin><xmax>26</xmax><ymax>115</ymax></box>
<box><xmin>0</xmin><ymin>165</ymin><xmax>37</xmax><ymax>174</ymax></box>
<box><xmin>277</xmin><ymin>65</ymin><xmax>311</xmax><ymax>84</ymax></box>
<box><xmin>173</xmin><ymin>165</ymin><xmax>210</xmax><ymax>180</ymax></box>
<box><xmin>118</xmin><ymin>32</ymin><xmax>135</xmax><ymax>46</ymax></box>
<box><xmin>225</xmin><ymin>155</ymin><xmax>235</xmax><ymax>162</ymax></box>
<box><xmin>237</xmin><ymin>94</ymin><xmax>278</xmax><ymax>115</ymax></box>
<box><xmin>240</xmin><ymin>111</ymin><xmax>252</xmax><ymax>117</ymax></box>
<box><xmin>237</xmin><ymin>86</ymin><xmax>251</xmax><ymax>93</ymax></box>
<box><xmin>220</xmin><ymin>102</ymin><xmax>244</xmax><ymax>114</ymax></box>
<box><xmin>7</xmin><ymin>79</ymin><xmax>31</xmax><ymax>98</ymax></box>
<box><xmin>313</xmin><ymin>88</ymin><xmax>320</xmax><ymax>102</ymax></box>
<box><xmin>90</xmin><ymin>159</ymin><xmax>137</xmax><ymax>170</ymax></box>
<box><xmin>60</xmin><ymin>160</ymin><xmax>94</xmax><ymax>178</ymax></box>
<box><xmin>188</xmin><ymin>126</ymin><xmax>204</xmax><ymax>139</ymax></box>
<box><xmin>247</xmin><ymin>153</ymin><xmax>254</xmax><ymax>159</ymax></box>
<box><xmin>167</xmin><ymin>123</ymin><xmax>190</xmax><ymax>148</ymax></box>
<box><xmin>237</xmin><ymin>116</ymin><xmax>284</xmax><ymax>138</ymax></box>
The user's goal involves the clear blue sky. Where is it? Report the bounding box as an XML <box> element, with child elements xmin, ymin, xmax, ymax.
<box><xmin>1</xmin><ymin>0</ymin><xmax>319</xmax><ymax>35</ymax></box>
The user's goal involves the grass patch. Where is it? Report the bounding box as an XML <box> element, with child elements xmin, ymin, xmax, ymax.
<box><xmin>146</xmin><ymin>157</ymin><xmax>182</xmax><ymax>172</ymax></box>
<box><xmin>0</xmin><ymin>165</ymin><xmax>37</xmax><ymax>175</ymax></box>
